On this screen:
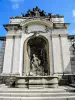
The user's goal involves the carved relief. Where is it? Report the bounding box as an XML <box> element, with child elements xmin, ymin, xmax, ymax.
<box><xmin>25</xmin><ymin>25</ymin><xmax>49</xmax><ymax>34</ymax></box>
<box><xmin>25</xmin><ymin>26</ymin><xmax>28</xmax><ymax>33</ymax></box>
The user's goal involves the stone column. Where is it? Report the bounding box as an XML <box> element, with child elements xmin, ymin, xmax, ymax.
<box><xmin>12</xmin><ymin>36</ymin><xmax>21</xmax><ymax>75</ymax></box>
<box><xmin>3</xmin><ymin>24</ymin><xmax>22</xmax><ymax>75</ymax></box>
<box><xmin>19</xmin><ymin>32</ymin><xmax>33</xmax><ymax>76</ymax></box>
<box><xmin>23</xmin><ymin>39</ymin><xmax>30</xmax><ymax>76</ymax></box>
<box><xmin>59</xmin><ymin>35</ymin><xmax>64</xmax><ymax>73</ymax></box>
<box><xmin>3</xmin><ymin>36</ymin><xmax>14</xmax><ymax>74</ymax></box>
<box><xmin>19</xmin><ymin>36</ymin><xmax>23</xmax><ymax>76</ymax></box>
<box><xmin>49</xmin><ymin>32</ymin><xmax>54</xmax><ymax>75</ymax></box>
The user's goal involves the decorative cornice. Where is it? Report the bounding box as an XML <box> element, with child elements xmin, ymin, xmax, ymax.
<box><xmin>3</xmin><ymin>24</ymin><xmax>22</xmax><ymax>31</ymax></box>
<box><xmin>6</xmin><ymin>34</ymin><xmax>22</xmax><ymax>38</ymax></box>
<box><xmin>53</xmin><ymin>23</ymin><xmax>70</xmax><ymax>29</ymax></box>
<box><xmin>52</xmin><ymin>34</ymin><xmax>68</xmax><ymax>37</ymax></box>
<box><xmin>21</xmin><ymin>19</ymin><xmax>69</xmax><ymax>30</ymax></box>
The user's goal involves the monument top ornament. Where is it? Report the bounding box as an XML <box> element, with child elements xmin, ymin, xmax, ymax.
<box><xmin>10</xmin><ymin>6</ymin><xmax>64</xmax><ymax>19</ymax></box>
<box><xmin>25</xmin><ymin>6</ymin><xmax>46</xmax><ymax>17</ymax></box>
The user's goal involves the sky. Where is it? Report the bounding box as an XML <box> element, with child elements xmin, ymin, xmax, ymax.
<box><xmin>0</xmin><ymin>0</ymin><xmax>75</xmax><ymax>36</ymax></box>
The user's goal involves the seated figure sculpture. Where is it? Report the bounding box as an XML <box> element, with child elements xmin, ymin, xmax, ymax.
<box><xmin>30</xmin><ymin>54</ymin><xmax>44</xmax><ymax>76</ymax></box>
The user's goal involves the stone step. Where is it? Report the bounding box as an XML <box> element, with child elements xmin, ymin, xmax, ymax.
<box><xmin>0</xmin><ymin>96</ymin><xmax>75</xmax><ymax>100</ymax></box>
<box><xmin>0</xmin><ymin>88</ymin><xmax>67</xmax><ymax>93</ymax></box>
<box><xmin>0</xmin><ymin>86</ymin><xmax>75</xmax><ymax>100</ymax></box>
<box><xmin>0</xmin><ymin>88</ymin><xmax>74</xmax><ymax>93</ymax></box>
<box><xmin>0</xmin><ymin>92</ymin><xmax>75</xmax><ymax>97</ymax></box>
<box><xmin>0</xmin><ymin>90</ymin><xmax>66</xmax><ymax>93</ymax></box>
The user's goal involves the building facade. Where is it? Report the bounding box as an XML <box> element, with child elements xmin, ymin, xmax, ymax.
<box><xmin>0</xmin><ymin>7</ymin><xmax>75</xmax><ymax>88</ymax></box>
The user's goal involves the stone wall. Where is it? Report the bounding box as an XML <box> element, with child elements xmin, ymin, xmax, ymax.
<box><xmin>69</xmin><ymin>39</ymin><xmax>75</xmax><ymax>74</ymax></box>
<box><xmin>52</xmin><ymin>36</ymin><xmax>62</xmax><ymax>73</ymax></box>
<box><xmin>0</xmin><ymin>41</ymin><xmax>5</xmax><ymax>74</ymax></box>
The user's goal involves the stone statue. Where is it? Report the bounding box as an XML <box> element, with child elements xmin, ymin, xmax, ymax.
<box><xmin>31</xmin><ymin>54</ymin><xmax>41</xmax><ymax>68</ymax></box>
<box><xmin>30</xmin><ymin>54</ymin><xmax>44</xmax><ymax>76</ymax></box>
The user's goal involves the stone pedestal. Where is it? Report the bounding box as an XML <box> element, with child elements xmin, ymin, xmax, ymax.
<box><xmin>15</xmin><ymin>75</ymin><xmax>58</xmax><ymax>88</ymax></box>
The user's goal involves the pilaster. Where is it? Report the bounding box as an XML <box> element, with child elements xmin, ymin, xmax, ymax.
<box><xmin>49</xmin><ymin>30</ymin><xmax>54</xmax><ymax>75</ymax></box>
<box><xmin>12</xmin><ymin>36</ymin><xmax>21</xmax><ymax>75</ymax></box>
<box><xmin>59</xmin><ymin>35</ymin><xmax>64</xmax><ymax>73</ymax></box>
<box><xmin>3</xmin><ymin>36</ymin><xmax>14</xmax><ymax>74</ymax></box>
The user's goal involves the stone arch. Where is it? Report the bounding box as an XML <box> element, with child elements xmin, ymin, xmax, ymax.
<box><xmin>20</xmin><ymin>19</ymin><xmax>53</xmax><ymax>29</ymax></box>
<box><xmin>23</xmin><ymin>35</ymin><xmax>50</xmax><ymax>76</ymax></box>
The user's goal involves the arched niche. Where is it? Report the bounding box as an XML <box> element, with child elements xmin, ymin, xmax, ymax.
<box><xmin>23</xmin><ymin>36</ymin><xmax>50</xmax><ymax>76</ymax></box>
